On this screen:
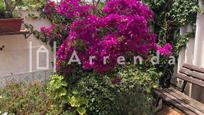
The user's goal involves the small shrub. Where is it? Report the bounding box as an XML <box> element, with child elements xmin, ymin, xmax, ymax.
<box><xmin>0</xmin><ymin>75</ymin><xmax>88</xmax><ymax>115</ymax></box>
<box><xmin>76</xmin><ymin>65</ymin><xmax>161</xmax><ymax>115</ymax></box>
<box><xmin>47</xmin><ymin>75</ymin><xmax>88</xmax><ymax>115</ymax></box>
<box><xmin>0</xmin><ymin>82</ymin><xmax>53</xmax><ymax>114</ymax></box>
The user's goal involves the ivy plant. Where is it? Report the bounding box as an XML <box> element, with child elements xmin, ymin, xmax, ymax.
<box><xmin>170</xmin><ymin>0</ymin><xmax>199</xmax><ymax>26</ymax></box>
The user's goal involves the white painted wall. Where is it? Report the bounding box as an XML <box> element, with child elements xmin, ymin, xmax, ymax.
<box><xmin>177</xmin><ymin>24</ymin><xmax>194</xmax><ymax>71</ymax></box>
<box><xmin>0</xmin><ymin>10</ymin><xmax>53</xmax><ymax>76</ymax></box>
<box><xmin>177</xmin><ymin>24</ymin><xmax>194</xmax><ymax>96</ymax></box>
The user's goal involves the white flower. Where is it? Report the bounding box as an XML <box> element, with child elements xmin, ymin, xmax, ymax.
<box><xmin>3</xmin><ymin>112</ymin><xmax>8</xmax><ymax>115</ymax></box>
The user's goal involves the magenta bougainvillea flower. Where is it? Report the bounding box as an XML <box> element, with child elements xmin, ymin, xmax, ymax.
<box><xmin>43</xmin><ymin>0</ymin><xmax>57</xmax><ymax>17</ymax></box>
<box><xmin>40</xmin><ymin>24</ymin><xmax>56</xmax><ymax>38</ymax></box>
<box><xmin>57</xmin><ymin>0</ymin><xmax>91</xmax><ymax>19</ymax></box>
<box><xmin>156</xmin><ymin>43</ymin><xmax>173</xmax><ymax>56</ymax></box>
<box><xmin>42</xmin><ymin>0</ymin><xmax>172</xmax><ymax>74</ymax></box>
<box><xmin>40</xmin><ymin>23</ymin><xmax>68</xmax><ymax>45</ymax></box>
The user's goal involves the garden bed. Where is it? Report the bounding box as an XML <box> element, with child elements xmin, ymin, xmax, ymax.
<box><xmin>0</xmin><ymin>0</ymin><xmax>199</xmax><ymax>114</ymax></box>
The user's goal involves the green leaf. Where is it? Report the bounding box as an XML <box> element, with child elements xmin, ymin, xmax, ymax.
<box><xmin>68</xmin><ymin>96</ymin><xmax>81</xmax><ymax>107</ymax></box>
<box><xmin>77</xmin><ymin>107</ymin><xmax>86</xmax><ymax>115</ymax></box>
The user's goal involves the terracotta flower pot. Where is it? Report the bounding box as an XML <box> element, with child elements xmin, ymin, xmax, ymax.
<box><xmin>0</xmin><ymin>18</ymin><xmax>23</xmax><ymax>33</ymax></box>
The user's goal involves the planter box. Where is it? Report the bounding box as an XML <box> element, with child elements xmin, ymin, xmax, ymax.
<box><xmin>0</xmin><ymin>18</ymin><xmax>23</xmax><ymax>33</ymax></box>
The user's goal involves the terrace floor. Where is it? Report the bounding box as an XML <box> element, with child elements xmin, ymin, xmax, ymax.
<box><xmin>157</xmin><ymin>107</ymin><xmax>184</xmax><ymax>115</ymax></box>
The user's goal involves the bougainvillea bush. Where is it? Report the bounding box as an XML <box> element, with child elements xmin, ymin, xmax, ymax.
<box><xmin>37</xmin><ymin>0</ymin><xmax>172</xmax><ymax>75</ymax></box>
<box><xmin>56</xmin><ymin>0</ymin><xmax>172</xmax><ymax>74</ymax></box>
<box><xmin>35</xmin><ymin>0</ymin><xmax>173</xmax><ymax>114</ymax></box>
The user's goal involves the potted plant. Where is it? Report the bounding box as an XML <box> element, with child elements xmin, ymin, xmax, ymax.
<box><xmin>0</xmin><ymin>0</ymin><xmax>24</xmax><ymax>33</ymax></box>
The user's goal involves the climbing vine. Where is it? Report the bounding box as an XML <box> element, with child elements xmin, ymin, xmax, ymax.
<box><xmin>143</xmin><ymin>0</ymin><xmax>199</xmax><ymax>87</ymax></box>
<box><xmin>170</xmin><ymin>0</ymin><xmax>199</xmax><ymax>26</ymax></box>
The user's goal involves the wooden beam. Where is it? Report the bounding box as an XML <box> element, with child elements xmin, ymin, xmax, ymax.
<box><xmin>0</xmin><ymin>29</ymin><xmax>29</xmax><ymax>36</ymax></box>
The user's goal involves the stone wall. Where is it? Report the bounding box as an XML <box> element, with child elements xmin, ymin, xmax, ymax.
<box><xmin>0</xmin><ymin>70</ymin><xmax>53</xmax><ymax>88</ymax></box>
